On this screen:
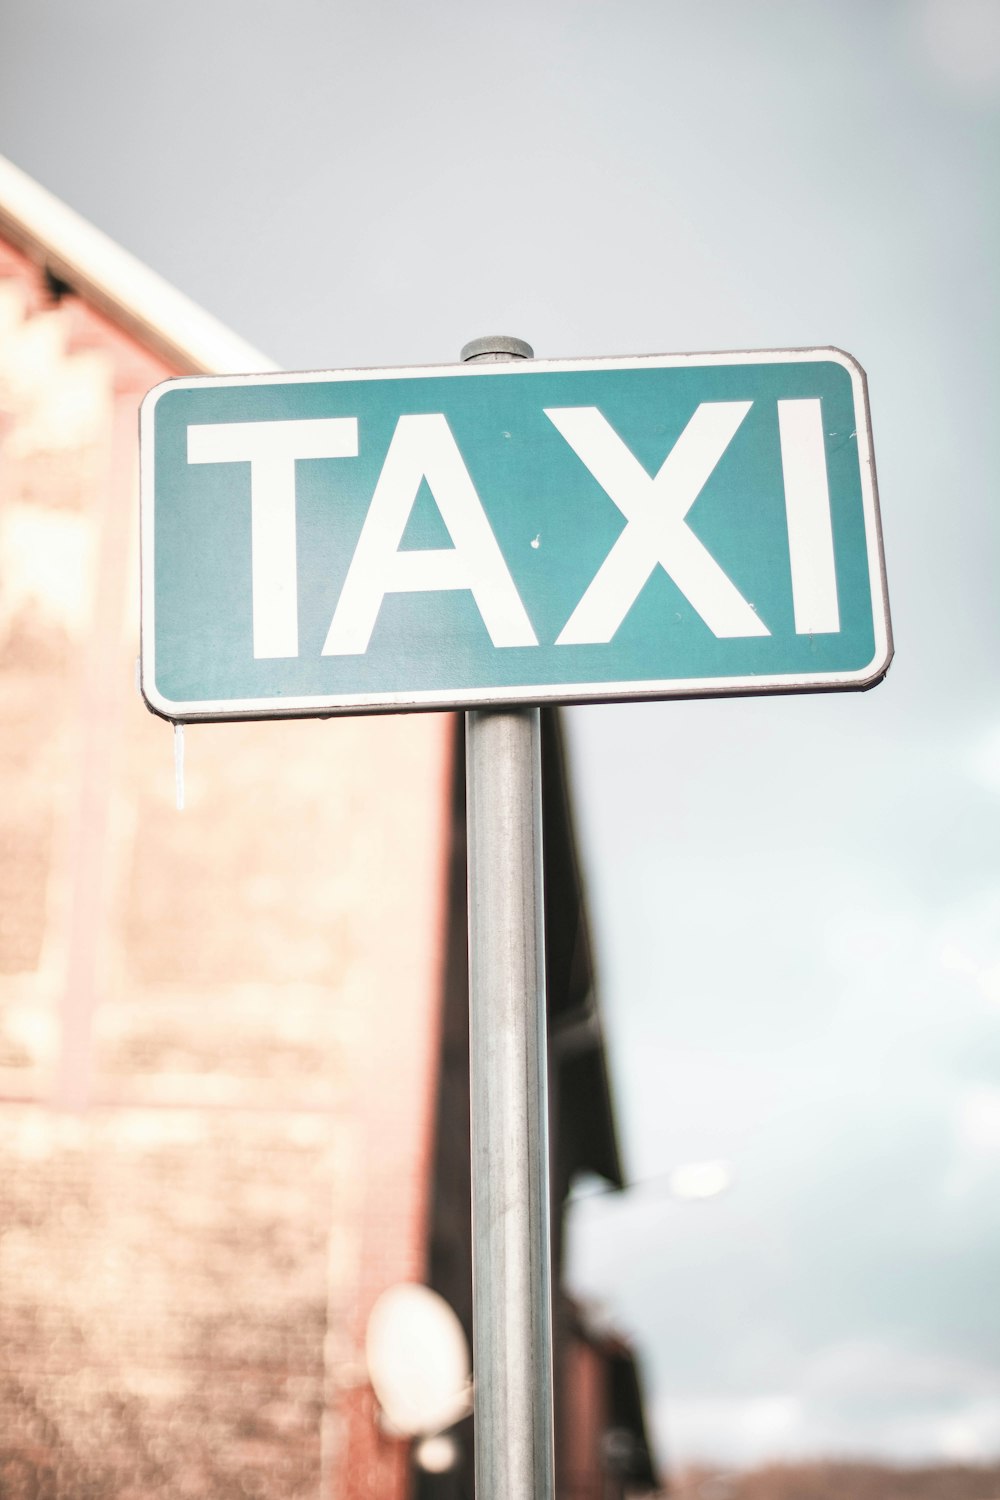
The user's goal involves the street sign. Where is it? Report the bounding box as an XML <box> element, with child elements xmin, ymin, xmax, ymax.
<box><xmin>140</xmin><ymin>349</ymin><xmax>891</xmax><ymax>722</ymax></box>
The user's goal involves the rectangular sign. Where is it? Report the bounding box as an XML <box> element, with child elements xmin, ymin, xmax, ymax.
<box><xmin>140</xmin><ymin>349</ymin><xmax>891</xmax><ymax>721</ymax></box>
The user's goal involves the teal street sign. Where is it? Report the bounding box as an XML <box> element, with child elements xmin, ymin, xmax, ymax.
<box><xmin>139</xmin><ymin>350</ymin><xmax>891</xmax><ymax>722</ymax></box>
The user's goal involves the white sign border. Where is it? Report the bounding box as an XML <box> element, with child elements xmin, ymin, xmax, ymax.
<box><xmin>140</xmin><ymin>347</ymin><xmax>892</xmax><ymax>723</ymax></box>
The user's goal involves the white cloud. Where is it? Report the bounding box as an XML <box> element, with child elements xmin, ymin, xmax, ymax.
<box><xmin>938</xmin><ymin>891</ymin><xmax>1000</xmax><ymax>1010</ymax></box>
<box><xmin>965</xmin><ymin>725</ymin><xmax>1000</xmax><ymax>795</ymax></box>
<box><xmin>944</xmin><ymin>1086</ymin><xmax>1000</xmax><ymax>1199</ymax></box>
<box><xmin>659</xmin><ymin>1393</ymin><xmax>801</xmax><ymax>1468</ymax></box>
<box><xmin>956</xmin><ymin>1087</ymin><xmax>1000</xmax><ymax>1155</ymax></box>
<box><xmin>658</xmin><ymin>1341</ymin><xmax>1000</xmax><ymax>1467</ymax></box>
<box><xmin>913</xmin><ymin>0</ymin><xmax>1000</xmax><ymax>97</ymax></box>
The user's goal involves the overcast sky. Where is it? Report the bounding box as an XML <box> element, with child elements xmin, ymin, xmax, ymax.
<box><xmin>2</xmin><ymin>0</ymin><xmax>999</xmax><ymax>1471</ymax></box>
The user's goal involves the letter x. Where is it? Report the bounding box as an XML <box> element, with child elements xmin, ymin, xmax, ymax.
<box><xmin>544</xmin><ymin>402</ymin><xmax>770</xmax><ymax>643</ymax></box>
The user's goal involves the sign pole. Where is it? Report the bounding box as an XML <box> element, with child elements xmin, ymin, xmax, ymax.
<box><xmin>463</xmin><ymin>336</ymin><xmax>556</xmax><ymax>1500</ymax></box>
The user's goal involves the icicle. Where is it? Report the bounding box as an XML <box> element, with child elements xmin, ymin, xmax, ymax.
<box><xmin>173</xmin><ymin>722</ymin><xmax>185</xmax><ymax>812</ymax></box>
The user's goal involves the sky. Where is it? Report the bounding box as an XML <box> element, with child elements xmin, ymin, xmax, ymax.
<box><xmin>2</xmin><ymin>0</ymin><xmax>999</xmax><ymax>1471</ymax></box>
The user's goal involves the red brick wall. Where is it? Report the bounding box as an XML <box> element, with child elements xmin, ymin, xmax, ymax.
<box><xmin>559</xmin><ymin>1335</ymin><xmax>609</xmax><ymax>1500</ymax></box>
<box><xmin>0</xmin><ymin>237</ymin><xmax>454</xmax><ymax>1500</ymax></box>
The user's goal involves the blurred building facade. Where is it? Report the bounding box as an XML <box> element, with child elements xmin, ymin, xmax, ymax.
<box><xmin>0</xmin><ymin>156</ymin><xmax>655</xmax><ymax>1500</ymax></box>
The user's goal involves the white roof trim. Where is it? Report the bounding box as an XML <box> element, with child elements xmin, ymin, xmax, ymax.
<box><xmin>0</xmin><ymin>153</ymin><xmax>277</xmax><ymax>376</ymax></box>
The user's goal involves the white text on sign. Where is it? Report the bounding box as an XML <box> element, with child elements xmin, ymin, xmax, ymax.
<box><xmin>187</xmin><ymin>400</ymin><xmax>838</xmax><ymax>660</ymax></box>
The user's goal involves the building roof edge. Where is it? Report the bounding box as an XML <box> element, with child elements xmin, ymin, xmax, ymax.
<box><xmin>0</xmin><ymin>152</ymin><xmax>278</xmax><ymax>376</ymax></box>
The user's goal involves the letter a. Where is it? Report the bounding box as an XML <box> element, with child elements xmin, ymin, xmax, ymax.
<box><xmin>323</xmin><ymin>414</ymin><xmax>537</xmax><ymax>654</ymax></box>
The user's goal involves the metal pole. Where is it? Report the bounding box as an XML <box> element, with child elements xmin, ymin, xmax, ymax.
<box><xmin>463</xmin><ymin>335</ymin><xmax>555</xmax><ymax>1500</ymax></box>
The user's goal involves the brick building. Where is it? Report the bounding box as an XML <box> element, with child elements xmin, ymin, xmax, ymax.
<box><xmin>0</xmin><ymin>153</ymin><xmax>655</xmax><ymax>1500</ymax></box>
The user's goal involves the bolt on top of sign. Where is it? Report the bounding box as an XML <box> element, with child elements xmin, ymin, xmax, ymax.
<box><xmin>139</xmin><ymin>349</ymin><xmax>891</xmax><ymax>722</ymax></box>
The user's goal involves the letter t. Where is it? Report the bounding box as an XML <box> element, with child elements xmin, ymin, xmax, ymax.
<box><xmin>187</xmin><ymin>417</ymin><xmax>358</xmax><ymax>658</ymax></box>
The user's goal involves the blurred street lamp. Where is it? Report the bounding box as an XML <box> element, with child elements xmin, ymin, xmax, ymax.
<box><xmin>572</xmin><ymin>1158</ymin><xmax>736</xmax><ymax>1206</ymax></box>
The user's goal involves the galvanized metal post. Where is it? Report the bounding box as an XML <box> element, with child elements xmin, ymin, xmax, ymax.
<box><xmin>462</xmin><ymin>335</ymin><xmax>555</xmax><ymax>1500</ymax></box>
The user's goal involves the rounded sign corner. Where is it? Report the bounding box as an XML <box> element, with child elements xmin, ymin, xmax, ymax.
<box><xmin>851</xmin><ymin>635</ymin><xmax>894</xmax><ymax>692</ymax></box>
<box><xmin>817</xmin><ymin>346</ymin><xmax>869</xmax><ymax>385</ymax></box>
<box><xmin>139</xmin><ymin>375</ymin><xmax>189</xmax><ymax>428</ymax></box>
<box><xmin>139</xmin><ymin>668</ymin><xmax>184</xmax><ymax>725</ymax></box>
